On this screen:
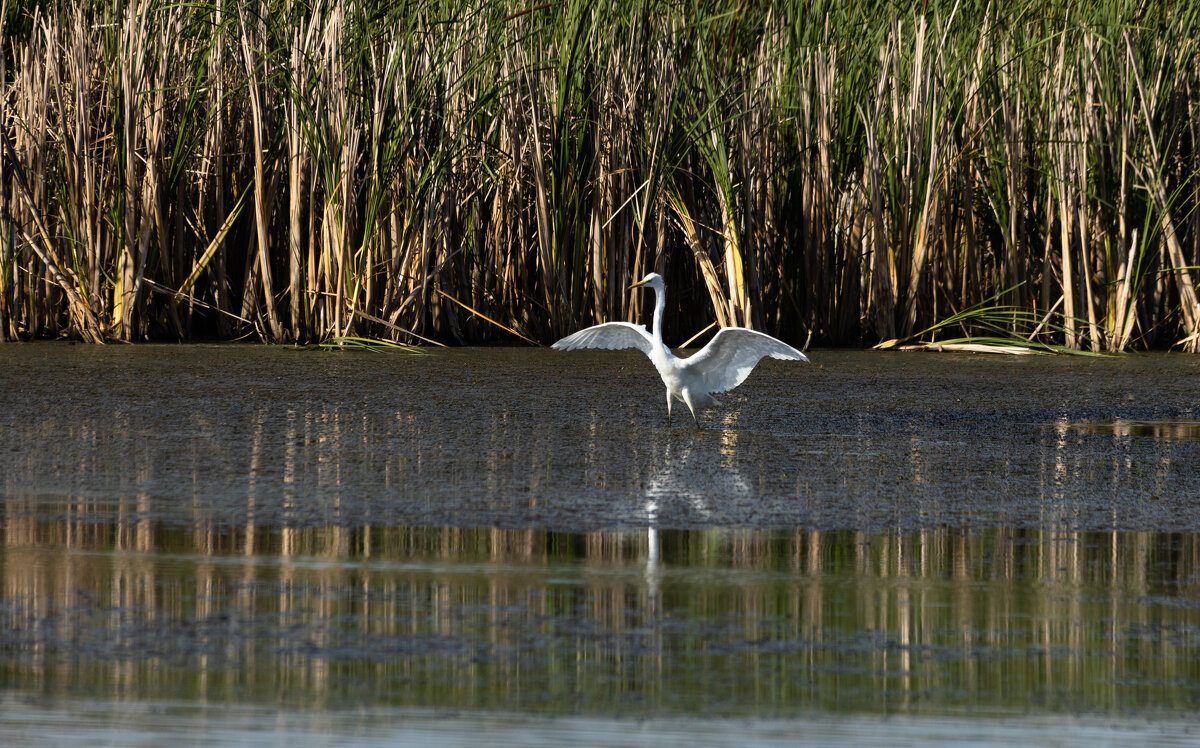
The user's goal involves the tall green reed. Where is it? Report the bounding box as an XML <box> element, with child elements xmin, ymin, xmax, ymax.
<box><xmin>1</xmin><ymin>0</ymin><xmax>1199</xmax><ymax>351</ymax></box>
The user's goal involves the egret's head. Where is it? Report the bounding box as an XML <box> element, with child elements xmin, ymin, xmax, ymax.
<box><xmin>629</xmin><ymin>272</ymin><xmax>663</xmax><ymax>290</ymax></box>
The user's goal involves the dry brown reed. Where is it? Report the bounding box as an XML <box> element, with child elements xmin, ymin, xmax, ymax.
<box><xmin>2</xmin><ymin>1</ymin><xmax>1200</xmax><ymax>351</ymax></box>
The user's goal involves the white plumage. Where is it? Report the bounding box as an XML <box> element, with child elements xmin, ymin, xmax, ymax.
<box><xmin>552</xmin><ymin>273</ymin><xmax>809</xmax><ymax>426</ymax></box>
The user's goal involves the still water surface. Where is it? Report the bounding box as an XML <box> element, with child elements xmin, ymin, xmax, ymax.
<box><xmin>1</xmin><ymin>344</ymin><xmax>1199</xmax><ymax>744</ymax></box>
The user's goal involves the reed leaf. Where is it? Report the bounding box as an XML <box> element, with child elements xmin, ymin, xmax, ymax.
<box><xmin>315</xmin><ymin>334</ymin><xmax>425</xmax><ymax>353</ymax></box>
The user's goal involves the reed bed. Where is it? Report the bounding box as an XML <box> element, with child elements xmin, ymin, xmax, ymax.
<box><xmin>2</xmin><ymin>0</ymin><xmax>1200</xmax><ymax>351</ymax></box>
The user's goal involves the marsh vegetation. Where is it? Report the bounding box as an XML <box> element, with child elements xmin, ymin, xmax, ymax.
<box><xmin>2</xmin><ymin>0</ymin><xmax>1200</xmax><ymax>350</ymax></box>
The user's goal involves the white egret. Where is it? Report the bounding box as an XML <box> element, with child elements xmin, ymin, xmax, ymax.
<box><xmin>552</xmin><ymin>272</ymin><xmax>809</xmax><ymax>426</ymax></box>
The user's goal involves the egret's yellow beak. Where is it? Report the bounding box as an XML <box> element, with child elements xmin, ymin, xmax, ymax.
<box><xmin>629</xmin><ymin>279</ymin><xmax>649</xmax><ymax>289</ymax></box>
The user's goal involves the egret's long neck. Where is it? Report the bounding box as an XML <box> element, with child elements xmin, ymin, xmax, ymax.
<box><xmin>651</xmin><ymin>283</ymin><xmax>666</xmax><ymax>349</ymax></box>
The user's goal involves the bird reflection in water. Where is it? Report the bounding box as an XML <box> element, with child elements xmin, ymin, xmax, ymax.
<box><xmin>640</xmin><ymin>427</ymin><xmax>750</xmax><ymax>598</ymax></box>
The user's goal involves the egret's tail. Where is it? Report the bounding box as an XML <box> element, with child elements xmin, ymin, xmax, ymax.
<box><xmin>680</xmin><ymin>389</ymin><xmax>721</xmax><ymax>409</ymax></box>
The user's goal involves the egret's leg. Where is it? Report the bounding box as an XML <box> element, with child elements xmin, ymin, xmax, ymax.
<box><xmin>665</xmin><ymin>392</ymin><xmax>673</xmax><ymax>425</ymax></box>
<box><xmin>681</xmin><ymin>391</ymin><xmax>701</xmax><ymax>429</ymax></box>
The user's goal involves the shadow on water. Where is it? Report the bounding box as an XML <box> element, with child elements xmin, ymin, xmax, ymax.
<box><xmin>1</xmin><ymin>345</ymin><xmax>1200</xmax><ymax>739</ymax></box>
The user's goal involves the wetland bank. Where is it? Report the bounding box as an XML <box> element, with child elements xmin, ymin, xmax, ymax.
<box><xmin>1</xmin><ymin>345</ymin><xmax>1200</xmax><ymax>744</ymax></box>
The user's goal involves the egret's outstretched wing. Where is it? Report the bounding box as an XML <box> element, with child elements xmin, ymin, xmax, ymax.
<box><xmin>551</xmin><ymin>322</ymin><xmax>655</xmax><ymax>356</ymax></box>
<box><xmin>686</xmin><ymin>327</ymin><xmax>808</xmax><ymax>393</ymax></box>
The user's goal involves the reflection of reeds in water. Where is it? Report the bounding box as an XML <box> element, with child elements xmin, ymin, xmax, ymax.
<box><xmin>1072</xmin><ymin>420</ymin><xmax>1200</xmax><ymax>441</ymax></box>
<box><xmin>3</xmin><ymin>2</ymin><xmax>1200</xmax><ymax>350</ymax></box>
<box><xmin>2</xmin><ymin>519</ymin><xmax>1199</xmax><ymax>711</ymax></box>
